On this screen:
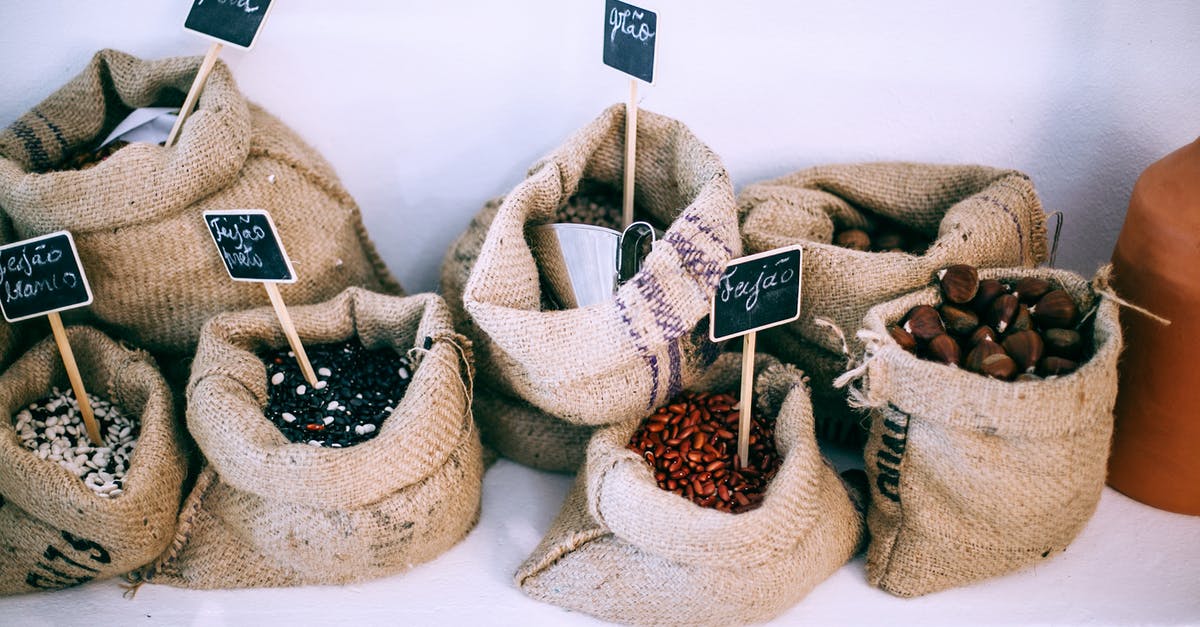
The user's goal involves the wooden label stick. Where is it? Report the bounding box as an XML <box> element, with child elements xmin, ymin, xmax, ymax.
<box><xmin>602</xmin><ymin>0</ymin><xmax>656</xmax><ymax>228</ymax></box>
<box><xmin>0</xmin><ymin>232</ymin><xmax>100</xmax><ymax>446</ymax></box>
<box><xmin>710</xmin><ymin>246</ymin><xmax>804</xmax><ymax>466</ymax></box>
<box><xmin>165</xmin><ymin>42</ymin><xmax>222</xmax><ymax>148</ymax></box>
<box><xmin>623</xmin><ymin>79</ymin><xmax>638</xmax><ymax>228</ymax></box>
<box><xmin>203</xmin><ymin>210</ymin><xmax>314</xmax><ymax>385</ymax></box>
<box><xmin>263</xmin><ymin>282</ymin><xmax>317</xmax><ymax>386</ymax></box>
<box><xmin>47</xmin><ymin>312</ymin><xmax>101</xmax><ymax>445</ymax></box>
<box><xmin>737</xmin><ymin>331</ymin><xmax>756</xmax><ymax>463</ymax></box>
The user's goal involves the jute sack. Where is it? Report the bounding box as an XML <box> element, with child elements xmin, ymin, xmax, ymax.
<box><xmin>145</xmin><ymin>288</ymin><xmax>481</xmax><ymax>588</ymax></box>
<box><xmin>447</xmin><ymin>104</ymin><xmax>737</xmax><ymax>471</ymax></box>
<box><xmin>517</xmin><ymin>353</ymin><xmax>864</xmax><ymax>626</ymax></box>
<box><xmin>0</xmin><ymin>49</ymin><xmax>399</xmax><ymax>356</ymax></box>
<box><xmin>843</xmin><ymin>267</ymin><xmax>1121</xmax><ymax>597</ymax></box>
<box><xmin>740</xmin><ymin>164</ymin><xmax>1047</xmax><ymax>445</ymax></box>
<box><xmin>473</xmin><ymin>383</ymin><xmax>593</xmax><ymax>473</ymax></box>
<box><xmin>0</xmin><ymin>327</ymin><xmax>185</xmax><ymax>594</ymax></box>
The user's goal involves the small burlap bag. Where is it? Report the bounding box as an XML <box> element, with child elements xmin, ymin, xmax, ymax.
<box><xmin>0</xmin><ymin>327</ymin><xmax>185</xmax><ymax>594</ymax></box>
<box><xmin>740</xmin><ymin>163</ymin><xmax>1047</xmax><ymax>445</ymax></box>
<box><xmin>146</xmin><ymin>288</ymin><xmax>481</xmax><ymax>588</ymax></box>
<box><xmin>443</xmin><ymin>104</ymin><xmax>737</xmax><ymax>471</ymax></box>
<box><xmin>517</xmin><ymin>353</ymin><xmax>864</xmax><ymax>626</ymax></box>
<box><xmin>0</xmin><ymin>49</ymin><xmax>399</xmax><ymax>356</ymax></box>
<box><xmin>842</xmin><ymin>267</ymin><xmax>1121</xmax><ymax>597</ymax></box>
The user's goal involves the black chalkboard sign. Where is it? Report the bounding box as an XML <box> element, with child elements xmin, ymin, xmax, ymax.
<box><xmin>0</xmin><ymin>231</ymin><xmax>93</xmax><ymax>323</ymax></box>
<box><xmin>204</xmin><ymin>210</ymin><xmax>296</xmax><ymax>283</ymax></box>
<box><xmin>184</xmin><ymin>0</ymin><xmax>274</xmax><ymax>50</ymax></box>
<box><xmin>710</xmin><ymin>246</ymin><xmax>803</xmax><ymax>342</ymax></box>
<box><xmin>603</xmin><ymin>0</ymin><xmax>658</xmax><ymax>83</ymax></box>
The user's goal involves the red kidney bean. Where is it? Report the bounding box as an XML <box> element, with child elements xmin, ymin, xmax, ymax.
<box><xmin>628</xmin><ymin>391</ymin><xmax>782</xmax><ymax>514</ymax></box>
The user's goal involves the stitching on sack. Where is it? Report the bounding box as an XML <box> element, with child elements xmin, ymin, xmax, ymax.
<box><xmin>140</xmin><ymin>466</ymin><xmax>217</xmax><ymax>581</ymax></box>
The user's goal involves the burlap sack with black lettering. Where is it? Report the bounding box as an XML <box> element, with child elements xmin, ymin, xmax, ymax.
<box><xmin>740</xmin><ymin>163</ymin><xmax>1047</xmax><ymax>446</ymax></box>
<box><xmin>844</xmin><ymin>267</ymin><xmax>1120</xmax><ymax>597</ymax></box>
<box><xmin>0</xmin><ymin>49</ymin><xmax>399</xmax><ymax>357</ymax></box>
<box><xmin>0</xmin><ymin>327</ymin><xmax>185</xmax><ymax>594</ymax></box>
<box><xmin>441</xmin><ymin>104</ymin><xmax>737</xmax><ymax>472</ymax></box>
<box><xmin>517</xmin><ymin>353</ymin><xmax>864</xmax><ymax>626</ymax></box>
<box><xmin>145</xmin><ymin>288</ymin><xmax>481</xmax><ymax>588</ymax></box>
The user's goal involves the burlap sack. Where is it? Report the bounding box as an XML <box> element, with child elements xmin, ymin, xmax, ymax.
<box><xmin>442</xmin><ymin>104</ymin><xmax>737</xmax><ymax>471</ymax></box>
<box><xmin>740</xmin><ymin>163</ymin><xmax>1047</xmax><ymax>445</ymax></box>
<box><xmin>517</xmin><ymin>353</ymin><xmax>864</xmax><ymax>626</ymax></box>
<box><xmin>146</xmin><ymin>288</ymin><xmax>481</xmax><ymax>588</ymax></box>
<box><xmin>0</xmin><ymin>327</ymin><xmax>185</xmax><ymax>594</ymax></box>
<box><xmin>0</xmin><ymin>49</ymin><xmax>399</xmax><ymax>356</ymax></box>
<box><xmin>844</xmin><ymin>267</ymin><xmax>1121</xmax><ymax>597</ymax></box>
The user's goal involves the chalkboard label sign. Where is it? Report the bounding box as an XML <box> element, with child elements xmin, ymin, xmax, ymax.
<box><xmin>0</xmin><ymin>232</ymin><xmax>93</xmax><ymax>323</ymax></box>
<box><xmin>204</xmin><ymin>210</ymin><xmax>296</xmax><ymax>283</ymax></box>
<box><xmin>710</xmin><ymin>246</ymin><xmax>803</xmax><ymax>342</ymax></box>
<box><xmin>184</xmin><ymin>0</ymin><xmax>274</xmax><ymax>50</ymax></box>
<box><xmin>603</xmin><ymin>0</ymin><xmax>657</xmax><ymax>83</ymax></box>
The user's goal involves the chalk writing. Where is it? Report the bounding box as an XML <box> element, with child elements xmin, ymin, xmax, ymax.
<box><xmin>0</xmin><ymin>232</ymin><xmax>92</xmax><ymax>323</ymax></box>
<box><xmin>709</xmin><ymin>246</ymin><xmax>802</xmax><ymax>342</ymax></box>
<box><xmin>204</xmin><ymin>210</ymin><xmax>295</xmax><ymax>283</ymax></box>
<box><xmin>602</xmin><ymin>0</ymin><xmax>658</xmax><ymax>83</ymax></box>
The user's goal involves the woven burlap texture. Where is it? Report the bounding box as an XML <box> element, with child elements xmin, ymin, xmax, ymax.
<box><xmin>0</xmin><ymin>327</ymin><xmax>185</xmax><ymax>594</ymax></box>
<box><xmin>738</xmin><ymin>162</ymin><xmax>1048</xmax><ymax>445</ymax></box>
<box><xmin>147</xmin><ymin>288</ymin><xmax>482</xmax><ymax>589</ymax></box>
<box><xmin>442</xmin><ymin>104</ymin><xmax>737</xmax><ymax>472</ymax></box>
<box><xmin>848</xmin><ymin>267</ymin><xmax>1121</xmax><ymax>597</ymax></box>
<box><xmin>0</xmin><ymin>49</ymin><xmax>399</xmax><ymax>356</ymax></box>
<box><xmin>517</xmin><ymin>353</ymin><xmax>864</xmax><ymax>626</ymax></box>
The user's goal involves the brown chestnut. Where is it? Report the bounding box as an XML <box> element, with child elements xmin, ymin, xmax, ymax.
<box><xmin>835</xmin><ymin>229</ymin><xmax>871</xmax><ymax>251</ymax></box>
<box><xmin>1043</xmin><ymin>328</ymin><xmax>1083</xmax><ymax>360</ymax></box>
<box><xmin>968</xmin><ymin>325</ymin><xmax>999</xmax><ymax>347</ymax></box>
<box><xmin>970</xmin><ymin>279</ymin><xmax>1009</xmax><ymax>314</ymax></box>
<box><xmin>987</xmin><ymin>293</ymin><xmax>1020</xmax><ymax>334</ymax></box>
<box><xmin>980</xmin><ymin>353</ymin><xmax>1019</xmax><ymax>381</ymax></box>
<box><xmin>903</xmin><ymin>305</ymin><xmax>945</xmax><ymax>342</ymax></box>
<box><xmin>1031</xmin><ymin>289</ymin><xmax>1079</xmax><ymax>329</ymax></box>
<box><xmin>940</xmin><ymin>303</ymin><xmax>979</xmax><ymax>336</ymax></box>
<box><xmin>1014</xmin><ymin>277</ymin><xmax>1052</xmax><ymax>305</ymax></box>
<box><xmin>1038</xmin><ymin>356</ymin><xmax>1078</xmax><ymax>377</ymax></box>
<box><xmin>888</xmin><ymin>325</ymin><xmax>918</xmax><ymax>353</ymax></box>
<box><xmin>926</xmin><ymin>333</ymin><xmax>961</xmax><ymax>366</ymax></box>
<box><xmin>1002</xmin><ymin>330</ymin><xmax>1045</xmax><ymax>373</ymax></box>
<box><xmin>938</xmin><ymin>264</ymin><xmax>980</xmax><ymax>304</ymax></box>
<box><xmin>1009</xmin><ymin>305</ymin><xmax>1034</xmax><ymax>334</ymax></box>
<box><xmin>964</xmin><ymin>339</ymin><xmax>1006</xmax><ymax>374</ymax></box>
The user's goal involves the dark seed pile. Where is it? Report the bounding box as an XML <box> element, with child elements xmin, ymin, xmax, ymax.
<box><xmin>555</xmin><ymin>181</ymin><xmax>624</xmax><ymax>231</ymax></box>
<box><xmin>263</xmin><ymin>338</ymin><xmax>415</xmax><ymax>448</ymax></box>
<box><xmin>47</xmin><ymin>140</ymin><xmax>131</xmax><ymax>172</ymax></box>
<box><xmin>628</xmin><ymin>391</ymin><xmax>783</xmax><ymax>514</ymax></box>
<box><xmin>13</xmin><ymin>388</ymin><xmax>137</xmax><ymax>498</ymax></box>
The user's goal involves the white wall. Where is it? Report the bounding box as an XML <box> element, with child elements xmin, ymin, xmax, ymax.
<box><xmin>2</xmin><ymin>1</ymin><xmax>1198</xmax><ymax>293</ymax></box>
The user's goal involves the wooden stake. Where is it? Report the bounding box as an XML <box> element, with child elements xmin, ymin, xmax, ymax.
<box><xmin>263</xmin><ymin>282</ymin><xmax>317</xmax><ymax>386</ymax></box>
<box><xmin>623</xmin><ymin>78</ymin><xmax>638</xmax><ymax>228</ymax></box>
<box><xmin>738</xmin><ymin>331</ymin><xmax>756</xmax><ymax>464</ymax></box>
<box><xmin>47</xmin><ymin>313</ymin><xmax>102</xmax><ymax>446</ymax></box>
<box><xmin>165</xmin><ymin>42</ymin><xmax>223</xmax><ymax>148</ymax></box>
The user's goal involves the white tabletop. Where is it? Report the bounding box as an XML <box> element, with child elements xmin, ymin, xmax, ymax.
<box><xmin>3</xmin><ymin>455</ymin><xmax>1198</xmax><ymax>626</ymax></box>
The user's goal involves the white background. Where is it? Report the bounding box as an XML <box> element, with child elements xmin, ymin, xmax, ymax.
<box><xmin>3</xmin><ymin>2</ymin><xmax>1200</xmax><ymax>624</ymax></box>
<box><xmin>2</xmin><ymin>1</ymin><xmax>1199</xmax><ymax>293</ymax></box>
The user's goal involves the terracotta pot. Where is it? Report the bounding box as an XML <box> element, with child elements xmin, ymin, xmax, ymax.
<box><xmin>1108</xmin><ymin>136</ymin><xmax>1200</xmax><ymax>515</ymax></box>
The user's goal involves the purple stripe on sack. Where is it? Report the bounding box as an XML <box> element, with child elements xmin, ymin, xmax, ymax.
<box><xmin>666</xmin><ymin>340</ymin><xmax>683</xmax><ymax>400</ymax></box>
<box><xmin>978</xmin><ymin>194</ymin><xmax>1026</xmax><ymax>263</ymax></box>
<box><xmin>10</xmin><ymin>120</ymin><xmax>50</xmax><ymax>172</ymax></box>
<box><xmin>34</xmin><ymin>111</ymin><xmax>69</xmax><ymax>157</ymax></box>
<box><xmin>615</xmin><ymin>295</ymin><xmax>661</xmax><ymax>409</ymax></box>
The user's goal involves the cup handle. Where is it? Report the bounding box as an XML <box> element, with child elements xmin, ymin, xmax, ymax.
<box><xmin>617</xmin><ymin>221</ymin><xmax>657</xmax><ymax>285</ymax></box>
